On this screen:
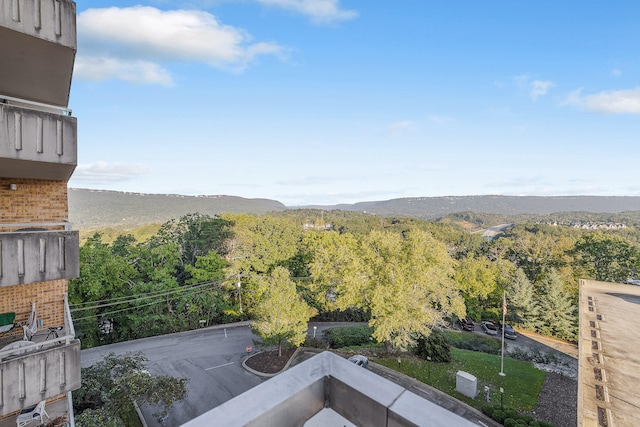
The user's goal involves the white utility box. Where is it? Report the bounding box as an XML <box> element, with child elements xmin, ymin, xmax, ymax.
<box><xmin>455</xmin><ymin>370</ymin><xmax>478</xmax><ymax>398</ymax></box>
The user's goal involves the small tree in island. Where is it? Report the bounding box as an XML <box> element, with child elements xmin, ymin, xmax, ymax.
<box><xmin>252</xmin><ymin>267</ymin><xmax>317</xmax><ymax>357</ymax></box>
<box><xmin>73</xmin><ymin>352</ymin><xmax>188</xmax><ymax>427</ymax></box>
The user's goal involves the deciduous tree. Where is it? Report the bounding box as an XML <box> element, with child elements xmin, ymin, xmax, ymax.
<box><xmin>73</xmin><ymin>352</ymin><xmax>188</xmax><ymax>427</ymax></box>
<box><xmin>252</xmin><ymin>267</ymin><xmax>317</xmax><ymax>356</ymax></box>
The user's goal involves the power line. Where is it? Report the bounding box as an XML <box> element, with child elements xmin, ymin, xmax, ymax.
<box><xmin>70</xmin><ymin>279</ymin><xmax>233</xmax><ymax>313</ymax></box>
<box><xmin>72</xmin><ymin>283</ymin><xmax>221</xmax><ymax>322</ymax></box>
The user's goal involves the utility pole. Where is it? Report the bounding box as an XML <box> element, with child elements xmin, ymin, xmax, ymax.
<box><xmin>237</xmin><ymin>277</ymin><xmax>243</xmax><ymax>314</ymax></box>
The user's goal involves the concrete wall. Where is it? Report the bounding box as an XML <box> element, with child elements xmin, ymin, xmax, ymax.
<box><xmin>0</xmin><ymin>0</ymin><xmax>76</xmax><ymax>48</ymax></box>
<box><xmin>0</xmin><ymin>340</ymin><xmax>81</xmax><ymax>416</ymax></box>
<box><xmin>182</xmin><ymin>352</ymin><xmax>479</xmax><ymax>427</ymax></box>
<box><xmin>0</xmin><ymin>104</ymin><xmax>77</xmax><ymax>181</ymax></box>
<box><xmin>0</xmin><ymin>230</ymin><xmax>79</xmax><ymax>287</ymax></box>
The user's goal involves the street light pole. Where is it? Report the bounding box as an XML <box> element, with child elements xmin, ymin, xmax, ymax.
<box><xmin>237</xmin><ymin>278</ymin><xmax>242</xmax><ymax>314</ymax></box>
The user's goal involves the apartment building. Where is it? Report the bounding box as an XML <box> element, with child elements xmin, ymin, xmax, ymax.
<box><xmin>0</xmin><ymin>0</ymin><xmax>81</xmax><ymax>422</ymax></box>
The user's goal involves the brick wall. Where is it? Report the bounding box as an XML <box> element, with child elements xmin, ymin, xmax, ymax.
<box><xmin>0</xmin><ymin>178</ymin><xmax>71</xmax><ymax>334</ymax></box>
<box><xmin>0</xmin><ymin>178</ymin><xmax>68</xmax><ymax>227</ymax></box>
<box><xmin>0</xmin><ymin>279</ymin><xmax>68</xmax><ymax>329</ymax></box>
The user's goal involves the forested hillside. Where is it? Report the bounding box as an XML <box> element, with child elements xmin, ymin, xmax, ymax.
<box><xmin>68</xmin><ymin>188</ymin><xmax>286</xmax><ymax>230</ymax></box>
<box><xmin>70</xmin><ymin>210</ymin><xmax>640</xmax><ymax>351</ymax></box>
<box><xmin>68</xmin><ymin>188</ymin><xmax>640</xmax><ymax>230</ymax></box>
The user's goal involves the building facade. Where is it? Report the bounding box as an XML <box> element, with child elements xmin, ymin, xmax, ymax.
<box><xmin>0</xmin><ymin>0</ymin><xmax>81</xmax><ymax>420</ymax></box>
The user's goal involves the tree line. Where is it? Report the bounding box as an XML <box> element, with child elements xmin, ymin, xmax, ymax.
<box><xmin>69</xmin><ymin>210</ymin><xmax>640</xmax><ymax>349</ymax></box>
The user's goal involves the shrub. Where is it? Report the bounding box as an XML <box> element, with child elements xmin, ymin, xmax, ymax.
<box><xmin>413</xmin><ymin>329</ymin><xmax>452</xmax><ymax>362</ymax></box>
<box><xmin>504</xmin><ymin>418</ymin><xmax>518</xmax><ymax>427</ymax></box>
<box><xmin>449</xmin><ymin>334</ymin><xmax>501</xmax><ymax>355</ymax></box>
<box><xmin>303</xmin><ymin>336</ymin><xmax>326</xmax><ymax>348</ymax></box>
<box><xmin>312</xmin><ymin>308</ymin><xmax>370</xmax><ymax>322</ymax></box>
<box><xmin>481</xmin><ymin>404</ymin><xmax>555</xmax><ymax>427</ymax></box>
<box><xmin>323</xmin><ymin>325</ymin><xmax>375</xmax><ymax>348</ymax></box>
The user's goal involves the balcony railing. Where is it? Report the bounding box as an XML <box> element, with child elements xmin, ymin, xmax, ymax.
<box><xmin>0</xmin><ymin>102</ymin><xmax>77</xmax><ymax>181</ymax></box>
<box><xmin>0</xmin><ymin>226</ymin><xmax>79</xmax><ymax>287</ymax></box>
<box><xmin>0</xmin><ymin>293</ymin><xmax>81</xmax><ymax>416</ymax></box>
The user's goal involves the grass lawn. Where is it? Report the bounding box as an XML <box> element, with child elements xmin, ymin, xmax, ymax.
<box><xmin>373</xmin><ymin>347</ymin><xmax>545</xmax><ymax>412</ymax></box>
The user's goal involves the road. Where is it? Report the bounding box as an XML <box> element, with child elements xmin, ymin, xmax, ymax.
<box><xmin>465</xmin><ymin>321</ymin><xmax>578</xmax><ymax>377</ymax></box>
<box><xmin>80</xmin><ymin>322</ymin><xmax>358</xmax><ymax>426</ymax></box>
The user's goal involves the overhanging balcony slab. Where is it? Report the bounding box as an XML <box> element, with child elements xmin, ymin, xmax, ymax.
<box><xmin>0</xmin><ymin>339</ymin><xmax>81</xmax><ymax>416</ymax></box>
<box><xmin>0</xmin><ymin>230</ymin><xmax>79</xmax><ymax>287</ymax></box>
<box><xmin>0</xmin><ymin>104</ymin><xmax>76</xmax><ymax>180</ymax></box>
<box><xmin>0</xmin><ymin>0</ymin><xmax>76</xmax><ymax>107</ymax></box>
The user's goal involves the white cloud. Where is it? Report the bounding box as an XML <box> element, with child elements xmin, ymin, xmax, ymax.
<box><xmin>563</xmin><ymin>87</ymin><xmax>640</xmax><ymax>114</ymax></box>
<box><xmin>74</xmin><ymin>57</ymin><xmax>173</xmax><ymax>86</ymax></box>
<box><xmin>427</xmin><ymin>114</ymin><xmax>454</xmax><ymax>124</ymax></box>
<box><xmin>254</xmin><ymin>0</ymin><xmax>357</xmax><ymax>24</ymax></box>
<box><xmin>72</xmin><ymin>162</ymin><xmax>151</xmax><ymax>184</ymax></box>
<box><xmin>76</xmin><ymin>6</ymin><xmax>284</xmax><ymax>84</ymax></box>
<box><xmin>530</xmin><ymin>80</ymin><xmax>554</xmax><ymax>100</ymax></box>
<box><xmin>387</xmin><ymin>120</ymin><xmax>414</xmax><ymax>134</ymax></box>
<box><xmin>513</xmin><ymin>75</ymin><xmax>554</xmax><ymax>100</ymax></box>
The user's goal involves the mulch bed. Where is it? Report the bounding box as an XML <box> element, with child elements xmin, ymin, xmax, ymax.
<box><xmin>524</xmin><ymin>372</ymin><xmax>577</xmax><ymax>427</ymax></box>
<box><xmin>244</xmin><ymin>348</ymin><xmax>296</xmax><ymax>374</ymax></box>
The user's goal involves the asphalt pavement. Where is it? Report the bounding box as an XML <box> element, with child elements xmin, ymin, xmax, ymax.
<box><xmin>80</xmin><ymin>321</ymin><xmax>359</xmax><ymax>427</ymax></box>
<box><xmin>80</xmin><ymin>321</ymin><xmax>577</xmax><ymax>426</ymax></box>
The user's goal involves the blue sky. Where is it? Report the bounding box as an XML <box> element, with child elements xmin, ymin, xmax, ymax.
<box><xmin>68</xmin><ymin>1</ymin><xmax>640</xmax><ymax>206</ymax></box>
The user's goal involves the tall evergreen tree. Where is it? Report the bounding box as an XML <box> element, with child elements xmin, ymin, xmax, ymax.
<box><xmin>505</xmin><ymin>268</ymin><xmax>540</xmax><ymax>330</ymax></box>
<box><xmin>535</xmin><ymin>269</ymin><xmax>577</xmax><ymax>341</ymax></box>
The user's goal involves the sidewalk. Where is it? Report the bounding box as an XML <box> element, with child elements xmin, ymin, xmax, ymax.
<box><xmin>515</xmin><ymin>329</ymin><xmax>578</xmax><ymax>359</ymax></box>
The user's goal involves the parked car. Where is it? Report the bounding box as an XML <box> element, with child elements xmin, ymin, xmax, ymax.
<box><xmin>456</xmin><ymin>318</ymin><xmax>475</xmax><ymax>331</ymax></box>
<box><xmin>481</xmin><ymin>321</ymin><xmax>498</xmax><ymax>335</ymax></box>
<box><xmin>348</xmin><ymin>355</ymin><xmax>368</xmax><ymax>368</ymax></box>
<box><xmin>501</xmin><ymin>324</ymin><xmax>517</xmax><ymax>340</ymax></box>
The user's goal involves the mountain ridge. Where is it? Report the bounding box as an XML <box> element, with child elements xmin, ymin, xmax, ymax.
<box><xmin>68</xmin><ymin>188</ymin><xmax>640</xmax><ymax>230</ymax></box>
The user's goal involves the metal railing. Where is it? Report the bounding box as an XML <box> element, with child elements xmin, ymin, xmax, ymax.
<box><xmin>0</xmin><ymin>293</ymin><xmax>77</xmax><ymax>362</ymax></box>
<box><xmin>0</xmin><ymin>222</ymin><xmax>73</xmax><ymax>232</ymax></box>
<box><xmin>1</xmin><ymin>94</ymin><xmax>72</xmax><ymax>116</ymax></box>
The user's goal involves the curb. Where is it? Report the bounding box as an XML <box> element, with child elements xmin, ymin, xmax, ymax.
<box><xmin>242</xmin><ymin>347</ymin><xmax>303</xmax><ymax>378</ymax></box>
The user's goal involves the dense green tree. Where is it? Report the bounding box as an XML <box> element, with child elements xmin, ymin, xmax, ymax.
<box><xmin>182</xmin><ymin>252</ymin><xmax>234</xmax><ymax>326</ymax></box>
<box><xmin>73</xmin><ymin>352</ymin><xmax>188</xmax><ymax>427</ymax></box>
<box><xmin>455</xmin><ymin>256</ymin><xmax>499</xmax><ymax>299</ymax></box>
<box><xmin>536</xmin><ymin>269</ymin><xmax>577</xmax><ymax>341</ymax></box>
<box><xmin>503</xmin><ymin>224</ymin><xmax>564</xmax><ymax>282</ymax></box>
<box><xmin>504</xmin><ymin>268</ymin><xmax>540</xmax><ymax>330</ymax></box>
<box><xmin>574</xmin><ymin>231</ymin><xmax>639</xmax><ymax>282</ymax></box>
<box><xmin>413</xmin><ymin>329</ymin><xmax>452</xmax><ymax>362</ymax></box>
<box><xmin>151</xmin><ymin>213</ymin><xmax>232</xmax><ymax>283</ymax></box>
<box><xmin>185</xmin><ymin>251</ymin><xmax>227</xmax><ymax>284</ymax></box>
<box><xmin>311</xmin><ymin>228</ymin><xmax>465</xmax><ymax>350</ymax></box>
<box><xmin>364</xmin><ymin>229</ymin><xmax>465</xmax><ymax>350</ymax></box>
<box><xmin>252</xmin><ymin>267</ymin><xmax>317</xmax><ymax>356</ymax></box>
<box><xmin>223</xmin><ymin>214</ymin><xmax>304</xmax><ymax>313</ymax></box>
<box><xmin>69</xmin><ymin>234</ymin><xmax>138</xmax><ymax>348</ymax></box>
<box><xmin>306</xmin><ymin>231</ymin><xmax>364</xmax><ymax>311</ymax></box>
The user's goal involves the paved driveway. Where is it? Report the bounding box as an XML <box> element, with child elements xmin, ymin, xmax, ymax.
<box><xmin>80</xmin><ymin>322</ymin><xmax>361</xmax><ymax>426</ymax></box>
<box><xmin>82</xmin><ymin>322</ymin><xmax>263</xmax><ymax>427</ymax></box>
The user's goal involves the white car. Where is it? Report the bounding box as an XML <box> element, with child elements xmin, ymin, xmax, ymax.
<box><xmin>348</xmin><ymin>355</ymin><xmax>369</xmax><ymax>368</ymax></box>
<box><xmin>481</xmin><ymin>321</ymin><xmax>498</xmax><ymax>335</ymax></box>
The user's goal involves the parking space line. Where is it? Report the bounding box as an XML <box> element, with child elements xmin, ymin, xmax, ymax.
<box><xmin>206</xmin><ymin>362</ymin><xmax>234</xmax><ymax>371</ymax></box>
